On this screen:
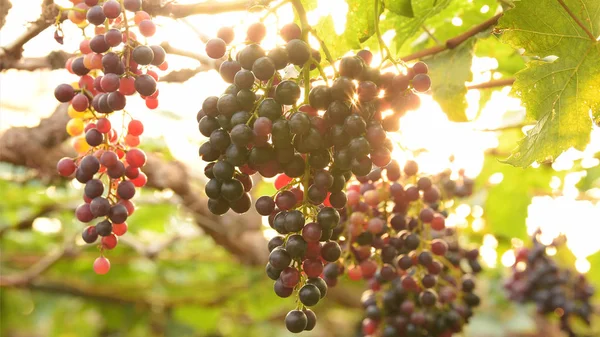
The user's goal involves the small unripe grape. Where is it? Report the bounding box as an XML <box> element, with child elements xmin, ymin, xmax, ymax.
<box><xmin>93</xmin><ymin>256</ymin><xmax>111</xmax><ymax>274</ymax></box>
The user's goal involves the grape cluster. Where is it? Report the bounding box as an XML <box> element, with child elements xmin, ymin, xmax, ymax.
<box><xmin>198</xmin><ymin>21</ymin><xmax>431</xmax><ymax>215</ymax></box>
<box><xmin>320</xmin><ymin>160</ymin><xmax>481</xmax><ymax>337</ymax></box>
<box><xmin>197</xmin><ymin>21</ymin><xmax>434</xmax><ymax>332</ymax></box>
<box><xmin>54</xmin><ymin>0</ymin><xmax>163</xmax><ymax>274</ymax></box>
<box><xmin>505</xmin><ymin>234</ymin><xmax>595</xmax><ymax>337</ymax></box>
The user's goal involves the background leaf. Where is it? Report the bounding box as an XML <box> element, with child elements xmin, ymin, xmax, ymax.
<box><xmin>425</xmin><ymin>38</ymin><xmax>476</xmax><ymax>122</ymax></box>
<box><xmin>476</xmin><ymin>155</ymin><xmax>556</xmax><ymax>241</ymax></box>
<box><xmin>383</xmin><ymin>0</ymin><xmax>414</xmax><ymax>18</ymax></box>
<box><xmin>498</xmin><ymin>0</ymin><xmax>600</xmax><ymax>167</ymax></box>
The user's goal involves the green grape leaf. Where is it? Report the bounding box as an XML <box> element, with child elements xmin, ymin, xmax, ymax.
<box><xmin>383</xmin><ymin>0</ymin><xmax>414</xmax><ymax>17</ymax></box>
<box><xmin>425</xmin><ymin>38</ymin><xmax>476</xmax><ymax>122</ymax></box>
<box><xmin>380</xmin><ymin>0</ymin><xmax>452</xmax><ymax>52</ymax></box>
<box><xmin>300</xmin><ymin>0</ymin><xmax>318</xmax><ymax>11</ymax></box>
<box><xmin>577</xmin><ymin>164</ymin><xmax>600</xmax><ymax>191</ymax></box>
<box><xmin>497</xmin><ymin>0</ymin><xmax>600</xmax><ymax>167</ymax></box>
<box><xmin>476</xmin><ymin>155</ymin><xmax>556</xmax><ymax>241</ymax></box>
<box><xmin>475</xmin><ymin>36</ymin><xmax>526</xmax><ymax>76</ymax></box>
<box><xmin>347</xmin><ymin>0</ymin><xmax>377</xmax><ymax>44</ymax></box>
<box><xmin>587</xmin><ymin>252</ymin><xmax>600</xmax><ymax>297</ymax></box>
<box><xmin>407</xmin><ymin>0</ymin><xmax>499</xmax><ymax>54</ymax></box>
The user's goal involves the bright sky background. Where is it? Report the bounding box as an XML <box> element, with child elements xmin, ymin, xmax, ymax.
<box><xmin>1</xmin><ymin>0</ymin><xmax>600</xmax><ymax>272</ymax></box>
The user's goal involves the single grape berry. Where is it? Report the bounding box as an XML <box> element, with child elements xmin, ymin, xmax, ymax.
<box><xmin>280</xmin><ymin>23</ymin><xmax>301</xmax><ymax>42</ymax></box>
<box><xmin>82</xmin><ymin>226</ymin><xmax>98</xmax><ymax>243</ymax></box>
<box><xmin>412</xmin><ymin>73</ymin><xmax>431</xmax><ymax>92</ymax></box>
<box><xmin>247</xmin><ymin>22</ymin><xmax>267</xmax><ymax>43</ymax></box>
<box><xmin>54</xmin><ymin>84</ymin><xmax>75</xmax><ymax>102</ymax></box>
<box><xmin>206</xmin><ymin>38</ymin><xmax>227</xmax><ymax>59</ymax></box>
<box><xmin>299</xmin><ymin>284</ymin><xmax>321</xmax><ymax>306</ymax></box>
<box><xmin>286</xmin><ymin>39</ymin><xmax>310</xmax><ymax>66</ymax></box>
<box><xmin>217</xmin><ymin>26</ymin><xmax>235</xmax><ymax>44</ymax></box>
<box><xmin>285</xmin><ymin>310</ymin><xmax>308</xmax><ymax>333</ymax></box>
<box><xmin>132</xmin><ymin>45</ymin><xmax>154</xmax><ymax>65</ymax></box>
<box><xmin>275</xmin><ymin>81</ymin><xmax>301</xmax><ymax>105</ymax></box>
<box><xmin>93</xmin><ymin>256</ymin><xmax>111</xmax><ymax>274</ymax></box>
<box><xmin>252</xmin><ymin>56</ymin><xmax>276</xmax><ymax>81</ymax></box>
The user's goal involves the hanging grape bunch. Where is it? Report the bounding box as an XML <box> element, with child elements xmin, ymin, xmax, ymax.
<box><xmin>312</xmin><ymin>160</ymin><xmax>481</xmax><ymax>337</ymax></box>
<box><xmin>53</xmin><ymin>0</ymin><xmax>167</xmax><ymax>274</ymax></box>
<box><xmin>505</xmin><ymin>233</ymin><xmax>595</xmax><ymax>337</ymax></box>
<box><xmin>197</xmin><ymin>20</ymin><xmax>432</xmax><ymax>332</ymax></box>
<box><xmin>266</xmin><ymin>160</ymin><xmax>479</xmax><ymax>335</ymax></box>
<box><xmin>198</xmin><ymin>21</ymin><xmax>431</xmax><ymax>215</ymax></box>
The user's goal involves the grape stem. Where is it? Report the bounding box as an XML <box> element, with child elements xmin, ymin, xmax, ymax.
<box><xmin>120</xmin><ymin>0</ymin><xmax>131</xmax><ymax>73</ymax></box>
<box><xmin>399</xmin><ymin>13</ymin><xmax>503</xmax><ymax>63</ymax></box>
<box><xmin>374</xmin><ymin>0</ymin><xmax>405</xmax><ymax>71</ymax></box>
<box><xmin>556</xmin><ymin>0</ymin><xmax>597</xmax><ymax>41</ymax></box>
<box><xmin>290</xmin><ymin>0</ymin><xmax>338</xmax><ymax>77</ymax></box>
<box><xmin>246</xmin><ymin>76</ymin><xmax>275</xmax><ymax>126</ymax></box>
<box><xmin>259</xmin><ymin>0</ymin><xmax>288</xmax><ymax>21</ymax></box>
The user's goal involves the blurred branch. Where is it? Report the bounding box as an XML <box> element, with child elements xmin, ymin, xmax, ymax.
<box><xmin>557</xmin><ymin>0</ymin><xmax>596</xmax><ymax>41</ymax></box>
<box><xmin>0</xmin><ymin>237</ymin><xmax>79</xmax><ymax>287</ymax></box>
<box><xmin>400</xmin><ymin>13</ymin><xmax>502</xmax><ymax>62</ymax></box>
<box><xmin>421</xmin><ymin>25</ymin><xmax>441</xmax><ymax>45</ymax></box>
<box><xmin>467</xmin><ymin>78</ymin><xmax>515</xmax><ymax>90</ymax></box>
<box><xmin>160</xmin><ymin>41</ymin><xmax>218</xmax><ymax>65</ymax></box>
<box><xmin>160</xmin><ymin>66</ymin><xmax>210</xmax><ymax>82</ymax></box>
<box><xmin>0</xmin><ymin>104</ymin><xmax>268</xmax><ymax>265</ymax></box>
<box><xmin>0</xmin><ymin>0</ymin><xmax>61</xmax><ymax>71</ymax></box>
<box><xmin>119</xmin><ymin>232</ymin><xmax>190</xmax><ymax>259</ymax></box>
<box><xmin>0</xmin><ymin>203</ymin><xmax>62</xmax><ymax>238</ymax></box>
<box><xmin>18</xmin><ymin>279</ymin><xmax>246</xmax><ymax>308</ymax></box>
<box><xmin>3</xmin><ymin>50</ymin><xmax>213</xmax><ymax>80</ymax></box>
<box><xmin>0</xmin><ymin>0</ymin><xmax>276</xmax><ymax>71</ymax></box>
<box><xmin>144</xmin><ymin>0</ymin><xmax>276</xmax><ymax>18</ymax></box>
<box><xmin>0</xmin><ymin>0</ymin><xmax>11</xmax><ymax>29</ymax></box>
<box><xmin>179</xmin><ymin>18</ymin><xmax>210</xmax><ymax>43</ymax></box>
<box><xmin>0</xmin><ymin>50</ymin><xmax>71</xmax><ymax>71</ymax></box>
<box><xmin>475</xmin><ymin>122</ymin><xmax>530</xmax><ymax>132</ymax></box>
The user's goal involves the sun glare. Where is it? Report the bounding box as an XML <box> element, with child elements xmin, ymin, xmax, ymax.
<box><xmin>1</xmin><ymin>0</ymin><xmax>599</xmax><ymax>272</ymax></box>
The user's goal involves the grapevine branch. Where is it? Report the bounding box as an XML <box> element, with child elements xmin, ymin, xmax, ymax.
<box><xmin>467</xmin><ymin>78</ymin><xmax>515</xmax><ymax>90</ymax></box>
<box><xmin>160</xmin><ymin>41</ymin><xmax>220</xmax><ymax>66</ymax></box>
<box><xmin>556</xmin><ymin>0</ymin><xmax>596</xmax><ymax>41</ymax></box>
<box><xmin>17</xmin><ymin>279</ymin><xmax>249</xmax><ymax>308</ymax></box>
<box><xmin>0</xmin><ymin>204</ymin><xmax>61</xmax><ymax>238</ymax></box>
<box><xmin>2</xmin><ymin>47</ymin><xmax>218</xmax><ymax>81</ymax></box>
<box><xmin>0</xmin><ymin>0</ymin><xmax>274</xmax><ymax>71</ymax></box>
<box><xmin>0</xmin><ymin>0</ymin><xmax>61</xmax><ymax>70</ymax></box>
<box><xmin>0</xmin><ymin>237</ymin><xmax>79</xmax><ymax>287</ymax></box>
<box><xmin>0</xmin><ymin>0</ymin><xmax>11</xmax><ymax>29</ymax></box>
<box><xmin>290</xmin><ymin>0</ymin><xmax>338</xmax><ymax>75</ymax></box>
<box><xmin>401</xmin><ymin>13</ymin><xmax>503</xmax><ymax>62</ymax></box>
<box><xmin>0</xmin><ymin>105</ymin><xmax>268</xmax><ymax>266</ymax></box>
<box><xmin>0</xmin><ymin>50</ymin><xmax>71</xmax><ymax>71</ymax></box>
<box><xmin>144</xmin><ymin>0</ymin><xmax>276</xmax><ymax>18</ymax></box>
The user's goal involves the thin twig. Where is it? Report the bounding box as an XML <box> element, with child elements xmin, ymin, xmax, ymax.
<box><xmin>290</xmin><ymin>0</ymin><xmax>338</xmax><ymax>75</ymax></box>
<box><xmin>260</xmin><ymin>0</ymin><xmax>288</xmax><ymax>21</ymax></box>
<box><xmin>18</xmin><ymin>279</ymin><xmax>248</xmax><ymax>308</ymax></box>
<box><xmin>0</xmin><ymin>0</ymin><xmax>61</xmax><ymax>69</ymax></box>
<box><xmin>422</xmin><ymin>25</ymin><xmax>442</xmax><ymax>45</ymax></box>
<box><xmin>0</xmin><ymin>0</ymin><xmax>12</xmax><ymax>30</ymax></box>
<box><xmin>475</xmin><ymin>123</ymin><xmax>531</xmax><ymax>132</ymax></box>
<box><xmin>179</xmin><ymin>18</ymin><xmax>210</xmax><ymax>43</ymax></box>
<box><xmin>0</xmin><ymin>204</ymin><xmax>61</xmax><ymax>238</ymax></box>
<box><xmin>148</xmin><ymin>0</ymin><xmax>276</xmax><ymax>18</ymax></box>
<box><xmin>467</xmin><ymin>78</ymin><xmax>515</xmax><ymax>90</ymax></box>
<box><xmin>0</xmin><ymin>236</ymin><xmax>79</xmax><ymax>287</ymax></box>
<box><xmin>556</xmin><ymin>0</ymin><xmax>596</xmax><ymax>41</ymax></box>
<box><xmin>401</xmin><ymin>13</ymin><xmax>503</xmax><ymax>62</ymax></box>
